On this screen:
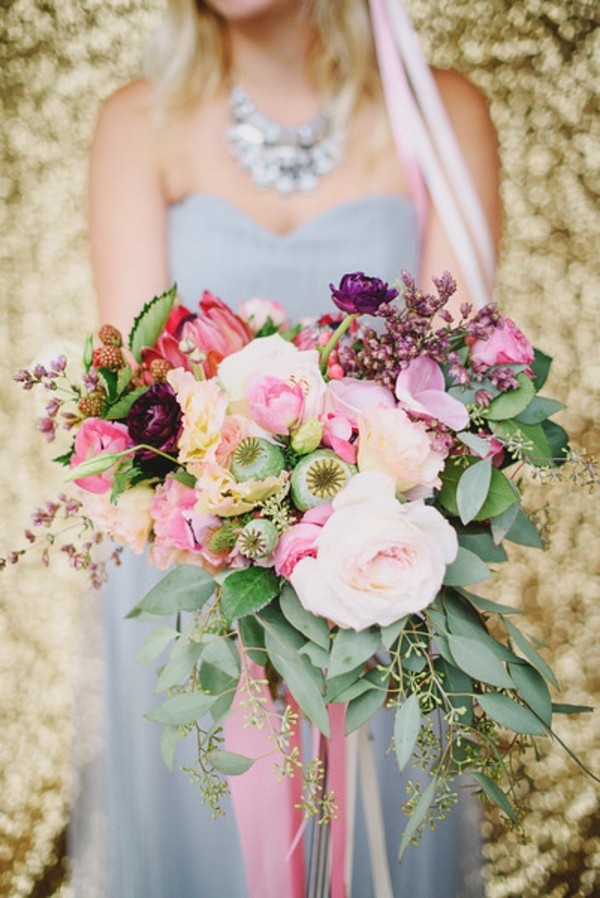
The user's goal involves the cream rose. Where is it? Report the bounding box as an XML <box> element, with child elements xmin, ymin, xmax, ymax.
<box><xmin>81</xmin><ymin>484</ymin><xmax>154</xmax><ymax>554</ymax></box>
<box><xmin>289</xmin><ymin>471</ymin><xmax>458</xmax><ymax>631</ymax></box>
<box><xmin>357</xmin><ymin>406</ymin><xmax>446</xmax><ymax>497</ymax></box>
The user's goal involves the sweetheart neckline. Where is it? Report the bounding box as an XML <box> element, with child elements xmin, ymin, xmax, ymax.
<box><xmin>168</xmin><ymin>192</ymin><xmax>414</xmax><ymax>242</ymax></box>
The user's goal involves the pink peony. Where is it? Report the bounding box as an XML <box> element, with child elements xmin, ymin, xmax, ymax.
<box><xmin>395</xmin><ymin>356</ymin><xmax>469</xmax><ymax>431</ymax></box>
<box><xmin>273</xmin><ymin>505</ymin><xmax>333</xmax><ymax>579</ymax></box>
<box><xmin>70</xmin><ymin>418</ymin><xmax>131</xmax><ymax>494</ymax></box>
<box><xmin>469</xmin><ymin>316</ymin><xmax>534</xmax><ymax>369</ymax></box>
<box><xmin>149</xmin><ymin>476</ymin><xmax>226</xmax><ymax>571</ymax></box>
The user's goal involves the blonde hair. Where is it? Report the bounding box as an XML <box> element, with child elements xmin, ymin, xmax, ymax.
<box><xmin>143</xmin><ymin>0</ymin><xmax>381</xmax><ymax>113</ymax></box>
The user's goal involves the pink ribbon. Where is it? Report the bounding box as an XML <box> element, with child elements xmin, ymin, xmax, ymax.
<box><xmin>328</xmin><ymin>703</ymin><xmax>348</xmax><ymax>898</ymax></box>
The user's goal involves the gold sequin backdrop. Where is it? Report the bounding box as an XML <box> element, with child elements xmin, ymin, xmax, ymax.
<box><xmin>0</xmin><ymin>1</ymin><xmax>598</xmax><ymax>896</ymax></box>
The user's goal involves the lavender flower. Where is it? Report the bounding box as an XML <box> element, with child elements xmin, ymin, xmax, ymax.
<box><xmin>329</xmin><ymin>272</ymin><xmax>398</xmax><ymax>315</ymax></box>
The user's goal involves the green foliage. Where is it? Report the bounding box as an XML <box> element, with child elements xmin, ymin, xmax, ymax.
<box><xmin>221</xmin><ymin>567</ymin><xmax>280</xmax><ymax>622</ymax></box>
<box><xmin>127</xmin><ymin>566</ymin><xmax>216</xmax><ymax>617</ymax></box>
<box><xmin>128</xmin><ymin>285</ymin><xmax>177</xmax><ymax>362</ymax></box>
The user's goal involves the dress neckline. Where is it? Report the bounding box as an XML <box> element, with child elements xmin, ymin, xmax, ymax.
<box><xmin>168</xmin><ymin>192</ymin><xmax>414</xmax><ymax>243</ymax></box>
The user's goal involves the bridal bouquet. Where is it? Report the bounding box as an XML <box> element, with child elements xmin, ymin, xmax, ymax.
<box><xmin>9</xmin><ymin>271</ymin><xmax>593</xmax><ymax>854</ymax></box>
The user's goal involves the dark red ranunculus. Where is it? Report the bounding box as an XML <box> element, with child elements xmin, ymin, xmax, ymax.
<box><xmin>126</xmin><ymin>383</ymin><xmax>182</xmax><ymax>476</ymax></box>
<box><xmin>329</xmin><ymin>272</ymin><xmax>398</xmax><ymax>315</ymax></box>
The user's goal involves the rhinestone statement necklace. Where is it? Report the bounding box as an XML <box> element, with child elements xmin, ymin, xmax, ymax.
<box><xmin>227</xmin><ymin>85</ymin><xmax>344</xmax><ymax>195</ymax></box>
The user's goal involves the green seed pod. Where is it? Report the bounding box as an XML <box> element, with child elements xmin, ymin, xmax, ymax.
<box><xmin>237</xmin><ymin>518</ymin><xmax>279</xmax><ymax>559</ymax></box>
<box><xmin>230</xmin><ymin>437</ymin><xmax>285</xmax><ymax>482</ymax></box>
<box><xmin>290</xmin><ymin>449</ymin><xmax>356</xmax><ymax>511</ymax></box>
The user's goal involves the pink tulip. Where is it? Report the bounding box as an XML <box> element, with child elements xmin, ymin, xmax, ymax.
<box><xmin>70</xmin><ymin>418</ymin><xmax>131</xmax><ymax>494</ymax></box>
<box><xmin>395</xmin><ymin>356</ymin><xmax>469</xmax><ymax>431</ymax></box>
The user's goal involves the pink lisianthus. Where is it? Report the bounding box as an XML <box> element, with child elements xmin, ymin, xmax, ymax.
<box><xmin>320</xmin><ymin>378</ymin><xmax>396</xmax><ymax>464</ymax></box>
<box><xmin>469</xmin><ymin>316</ymin><xmax>534</xmax><ymax>369</ymax></box>
<box><xmin>149</xmin><ymin>475</ymin><xmax>226</xmax><ymax>571</ymax></box>
<box><xmin>321</xmin><ymin>413</ymin><xmax>357</xmax><ymax>464</ymax></box>
<box><xmin>357</xmin><ymin>406</ymin><xmax>446</xmax><ymax>498</ymax></box>
<box><xmin>395</xmin><ymin>356</ymin><xmax>469</xmax><ymax>431</ymax></box>
<box><xmin>247</xmin><ymin>375</ymin><xmax>305</xmax><ymax>435</ymax></box>
<box><xmin>237</xmin><ymin>297</ymin><xmax>290</xmax><ymax>334</ymax></box>
<box><xmin>273</xmin><ymin>505</ymin><xmax>333</xmax><ymax>579</ymax></box>
<box><xmin>142</xmin><ymin>291</ymin><xmax>252</xmax><ymax>378</ymax></box>
<box><xmin>70</xmin><ymin>418</ymin><xmax>131</xmax><ymax>494</ymax></box>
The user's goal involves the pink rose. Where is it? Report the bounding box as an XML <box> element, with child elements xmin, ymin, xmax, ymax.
<box><xmin>395</xmin><ymin>356</ymin><xmax>469</xmax><ymax>431</ymax></box>
<box><xmin>247</xmin><ymin>375</ymin><xmax>305</xmax><ymax>435</ymax></box>
<box><xmin>469</xmin><ymin>316</ymin><xmax>534</xmax><ymax>368</ymax></box>
<box><xmin>70</xmin><ymin>418</ymin><xmax>131</xmax><ymax>494</ymax></box>
<box><xmin>273</xmin><ymin>505</ymin><xmax>333</xmax><ymax>579</ymax></box>
<box><xmin>357</xmin><ymin>406</ymin><xmax>446</xmax><ymax>497</ymax></box>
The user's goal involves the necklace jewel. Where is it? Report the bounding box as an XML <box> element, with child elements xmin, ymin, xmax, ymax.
<box><xmin>227</xmin><ymin>85</ymin><xmax>344</xmax><ymax>195</ymax></box>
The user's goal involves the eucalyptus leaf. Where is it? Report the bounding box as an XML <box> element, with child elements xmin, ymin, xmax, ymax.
<box><xmin>487</xmin><ymin>373</ymin><xmax>536</xmax><ymax>421</ymax></box>
<box><xmin>508</xmin><ymin>661</ymin><xmax>553</xmax><ymax>726</ymax></box>
<box><xmin>504</xmin><ymin>618</ymin><xmax>559</xmax><ymax>689</ymax></box>
<box><xmin>457</xmin><ymin>431</ymin><xmax>494</xmax><ymax>458</ymax></box>
<box><xmin>146</xmin><ymin>692</ymin><xmax>216</xmax><ymax>726</ymax></box>
<box><xmin>490</xmin><ymin>502</ymin><xmax>520</xmax><ymax>545</ymax></box>
<box><xmin>446</xmin><ymin>635</ymin><xmax>513</xmax><ymax>689</ymax></box>
<box><xmin>552</xmin><ymin>703</ymin><xmax>594</xmax><ymax>715</ymax></box>
<box><xmin>345</xmin><ymin>680</ymin><xmax>388</xmax><ymax>734</ymax></box>
<box><xmin>380</xmin><ymin>616</ymin><xmax>409</xmax><ymax>650</ymax></box>
<box><xmin>206</xmin><ymin>749</ymin><xmax>255</xmax><ymax>776</ymax></box>
<box><xmin>516</xmin><ymin>396</ymin><xmax>564</xmax><ymax>425</ymax></box>
<box><xmin>541</xmin><ymin>420</ymin><xmax>569</xmax><ymax>464</ymax></box>
<box><xmin>439</xmin><ymin>460</ymin><xmax>519</xmax><ymax>522</ymax></box>
<box><xmin>135</xmin><ymin>626</ymin><xmax>179</xmax><ymax>665</ymax></box>
<box><xmin>127</xmin><ymin>565</ymin><xmax>215</xmax><ymax>618</ymax></box>
<box><xmin>299</xmin><ymin>642</ymin><xmax>331</xmax><ymax>668</ymax></box>
<box><xmin>435</xmin><ymin>657</ymin><xmax>474</xmax><ymax>725</ymax></box>
<box><xmin>530</xmin><ymin>348</ymin><xmax>552</xmax><ymax>390</ymax></box>
<box><xmin>394</xmin><ymin>694</ymin><xmax>421</xmax><ymax>772</ymax></box>
<box><xmin>324</xmin><ymin>667</ymin><xmax>366</xmax><ymax>703</ymax></box>
<box><xmin>201</xmin><ymin>636</ymin><xmax>241</xmax><ymax>679</ymax></box>
<box><xmin>155</xmin><ymin>642</ymin><xmax>204</xmax><ymax>693</ymax></box>
<box><xmin>461</xmin><ymin>590</ymin><xmax>521</xmax><ymax>616</ymax></box>
<box><xmin>443</xmin><ymin>547</ymin><xmax>491</xmax><ymax>587</ymax></box>
<box><xmin>238</xmin><ymin>615</ymin><xmax>268</xmax><ymax>666</ymax></box>
<box><xmin>458</xmin><ymin>532</ymin><xmax>508</xmax><ymax>564</ymax></box>
<box><xmin>477</xmin><ymin>692</ymin><xmax>547</xmax><ymax>735</ymax></box>
<box><xmin>504</xmin><ymin>508</ymin><xmax>544</xmax><ymax>549</ymax></box>
<box><xmin>160</xmin><ymin>726</ymin><xmax>180</xmax><ymax>773</ymax></box>
<box><xmin>471</xmin><ymin>772</ymin><xmax>516</xmax><ymax>821</ymax></box>
<box><xmin>397</xmin><ymin>777</ymin><xmax>437</xmax><ymax>861</ymax></box>
<box><xmin>456</xmin><ymin>458</ymin><xmax>492</xmax><ymax>524</ymax></box>
<box><xmin>221</xmin><ymin>567</ymin><xmax>280</xmax><ymax>622</ymax></box>
<box><xmin>279</xmin><ymin>583</ymin><xmax>330</xmax><ymax>650</ymax></box>
<box><xmin>444</xmin><ymin>592</ymin><xmax>518</xmax><ymax>662</ymax></box>
<box><xmin>328</xmin><ymin>627</ymin><xmax>381</xmax><ymax>680</ymax></box>
<box><xmin>494</xmin><ymin>420</ymin><xmax>551</xmax><ymax>467</ymax></box>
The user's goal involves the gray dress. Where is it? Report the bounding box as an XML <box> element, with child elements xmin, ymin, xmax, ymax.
<box><xmin>70</xmin><ymin>193</ymin><xmax>484</xmax><ymax>898</ymax></box>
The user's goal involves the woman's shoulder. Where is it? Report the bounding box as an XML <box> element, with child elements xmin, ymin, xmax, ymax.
<box><xmin>95</xmin><ymin>78</ymin><xmax>157</xmax><ymax>135</ymax></box>
<box><xmin>431</xmin><ymin>68</ymin><xmax>497</xmax><ymax>145</ymax></box>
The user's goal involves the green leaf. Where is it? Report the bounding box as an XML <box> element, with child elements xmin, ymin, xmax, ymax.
<box><xmin>471</xmin><ymin>772</ymin><xmax>517</xmax><ymax>821</ymax></box>
<box><xmin>324</xmin><ymin>667</ymin><xmax>367</xmax><ymax>703</ymax></box>
<box><xmin>457</xmin><ymin>431</ymin><xmax>494</xmax><ymax>458</ymax></box>
<box><xmin>504</xmin><ymin>508</ymin><xmax>544</xmax><ymax>549</ymax></box>
<box><xmin>206</xmin><ymin>749</ymin><xmax>255</xmax><ymax>775</ymax></box>
<box><xmin>456</xmin><ymin>458</ymin><xmax>492</xmax><ymax>524</ymax></box>
<box><xmin>541</xmin><ymin>420</ymin><xmax>569</xmax><ymax>464</ymax></box>
<box><xmin>299</xmin><ymin>642</ymin><xmax>331</xmax><ymax>668</ymax></box>
<box><xmin>328</xmin><ymin>627</ymin><xmax>381</xmax><ymax>680</ymax></box>
<box><xmin>435</xmin><ymin>657</ymin><xmax>474</xmax><ymax>725</ymax></box>
<box><xmin>397</xmin><ymin>777</ymin><xmax>438</xmax><ymax>861</ymax></box>
<box><xmin>128</xmin><ymin>285</ymin><xmax>177</xmax><ymax>363</ymax></box>
<box><xmin>516</xmin><ymin>396</ymin><xmax>564</xmax><ymax>425</ymax></box>
<box><xmin>170</xmin><ymin>469</ymin><xmax>197</xmax><ymax>488</ymax></box>
<box><xmin>127</xmin><ymin>565</ymin><xmax>215</xmax><ymax>618</ymax></box>
<box><xmin>446</xmin><ymin>635</ymin><xmax>513</xmax><ymax>689</ymax></box>
<box><xmin>146</xmin><ymin>692</ymin><xmax>216</xmax><ymax>726</ymax></box>
<box><xmin>201</xmin><ymin>636</ymin><xmax>241</xmax><ymax>679</ymax></box>
<box><xmin>443</xmin><ymin>592</ymin><xmax>517</xmax><ymax>663</ymax></box>
<box><xmin>552</xmin><ymin>703</ymin><xmax>595</xmax><ymax>715</ymax></box>
<box><xmin>439</xmin><ymin>459</ymin><xmax>519</xmax><ymax>522</ymax></box>
<box><xmin>155</xmin><ymin>642</ymin><xmax>204</xmax><ymax>693</ymax></box>
<box><xmin>221</xmin><ymin>567</ymin><xmax>280</xmax><ymax>622</ymax></box>
<box><xmin>83</xmin><ymin>332</ymin><xmax>94</xmax><ymax>371</ymax></box>
<box><xmin>458</xmin><ymin>532</ymin><xmax>508</xmax><ymax>563</ymax></box>
<box><xmin>443</xmin><ymin>547</ymin><xmax>491</xmax><ymax>587</ymax></box>
<box><xmin>279</xmin><ymin>584</ymin><xmax>330</xmax><ymax>650</ymax></box>
<box><xmin>487</xmin><ymin>373</ymin><xmax>536</xmax><ymax>421</ymax></box>
<box><xmin>504</xmin><ymin>618</ymin><xmax>559</xmax><ymax>689</ymax></box>
<box><xmin>461</xmin><ymin>590</ymin><xmax>521</xmax><ymax>616</ymax></box>
<box><xmin>477</xmin><ymin>692</ymin><xmax>547</xmax><ymax>735</ymax></box>
<box><xmin>508</xmin><ymin>661</ymin><xmax>553</xmax><ymax>726</ymax></box>
<box><xmin>135</xmin><ymin>626</ymin><xmax>179</xmax><ymax>664</ymax></box>
<box><xmin>394</xmin><ymin>693</ymin><xmax>421</xmax><ymax>772</ymax></box>
<box><xmin>160</xmin><ymin>726</ymin><xmax>180</xmax><ymax>772</ymax></box>
<box><xmin>260</xmin><ymin>606</ymin><xmax>329</xmax><ymax>736</ymax></box>
<box><xmin>490</xmin><ymin>502</ymin><xmax>520</xmax><ymax>545</ymax></box>
<box><xmin>530</xmin><ymin>348</ymin><xmax>552</xmax><ymax>390</ymax></box>
<box><xmin>380</xmin><ymin>616</ymin><xmax>409</xmax><ymax>650</ymax></box>
<box><xmin>345</xmin><ymin>679</ymin><xmax>388</xmax><ymax>734</ymax></box>
<box><xmin>104</xmin><ymin>386</ymin><xmax>148</xmax><ymax>420</ymax></box>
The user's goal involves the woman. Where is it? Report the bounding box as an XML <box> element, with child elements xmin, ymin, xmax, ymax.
<box><xmin>80</xmin><ymin>1</ymin><xmax>502</xmax><ymax>896</ymax></box>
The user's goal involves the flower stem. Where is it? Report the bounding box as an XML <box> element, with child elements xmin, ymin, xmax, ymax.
<box><xmin>319</xmin><ymin>314</ymin><xmax>357</xmax><ymax>375</ymax></box>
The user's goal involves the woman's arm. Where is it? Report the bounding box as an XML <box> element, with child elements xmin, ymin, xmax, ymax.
<box><xmin>88</xmin><ymin>79</ymin><xmax>169</xmax><ymax>332</ymax></box>
<box><xmin>419</xmin><ymin>69</ymin><xmax>502</xmax><ymax>311</ymax></box>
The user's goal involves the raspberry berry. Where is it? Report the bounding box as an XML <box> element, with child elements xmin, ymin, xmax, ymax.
<box><xmin>98</xmin><ymin>324</ymin><xmax>123</xmax><ymax>347</ymax></box>
<box><xmin>149</xmin><ymin>358</ymin><xmax>172</xmax><ymax>383</ymax></box>
<box><xmin>93</xmin><ymin>345</ymin><xmax>125</xmax><ymax>371</ymax></box>
<box><xmin>78</xmin><ymin>391</ymin><xmax>106</xmax><ymax>418</ymax></box>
